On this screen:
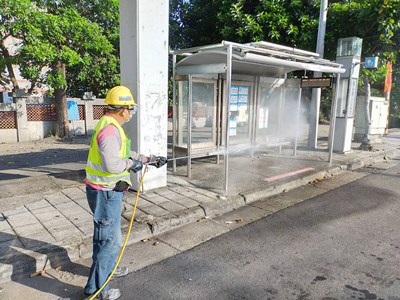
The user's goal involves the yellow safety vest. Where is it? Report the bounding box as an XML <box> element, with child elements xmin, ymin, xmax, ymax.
<box><xmin>85</xmin><ymin>115</ymin><xmax>132</xmax><ymax>187</ymax></box>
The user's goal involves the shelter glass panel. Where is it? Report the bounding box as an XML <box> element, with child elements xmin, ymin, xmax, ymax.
<box><xmin>175</xmin><ymin>80</ymin><xmax>217</xmax><ymax>149</ymax></box>
<box><xmin>282</xmin><ymin>83</ymin><xmax>307</xmax><ymax>141</ymax></box>
<box><xmin>192</xmin><ymin>81</ymin><xmax>217</xmax><ymax>146</ymax></box>
<box><xmin>257</xmin><ymin>79</ymin><xmax>285</xmax><ymax>144</ymax></box>
<box><xmin>175</xmin><ymin>80</ymin><xmax>189</xmax><ymax>147</ymax></box>
<box><xmin>257</xmin><ymin>79</ymin><xmax>305</xmax><ymax>146</ymax></box>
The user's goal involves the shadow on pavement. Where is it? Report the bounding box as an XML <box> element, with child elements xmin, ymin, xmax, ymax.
<box><xmin>0</xmin><ymin>231</ymin><xmax>89</xmax><ymax>299</ymax></box>
<box><xmin>0</xmin><ymin>148</ymin><xmax>88</xmax><ymax>181</ymax></box>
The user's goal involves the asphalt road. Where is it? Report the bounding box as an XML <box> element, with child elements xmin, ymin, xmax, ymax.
<box><xmin>117</xmin><ymin>161</ymin><xmax>400</xmax><ymax>300</ymax></box>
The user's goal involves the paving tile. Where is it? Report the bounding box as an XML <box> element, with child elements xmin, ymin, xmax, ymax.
<box><xmin>61</xmin><ymin>187</ymin><xmax>86</xmax><ymax>200</ymax></box>
<box><xmin>186</xmin><ymin>187</ymin><xmax>219</xmax><ymax>199</ymax></box>
<box><xmin>140</xmin><ymin>192</ymin><xmax>159</xmax><ymax>199</ymax></box>
<box><xmin>30</xmin><ymin>206</ymin><xmax>61</xmax><ymax>222</ymax></box>
<box><xmin>13</xmin><ymin>223</ymin><xmax>47</xmax><ymax>237</ymax></box>
<box><xmin>72</xmin><ymin>197</ymin><xmax>89</xmax><ymax>208</ymax></box>
<box><xmin>154</xmin><ymin>188</ymin><xmax>175</xmax><ymax>197</ymax></box>
<box><xmin>20</xmin><ymin>232</ymin><xmax>56</xmax><ymax>249</ymax></box>
<box><xmin>5</xmin><ymin>212</ymin><xmax>39</xmax><ymax>228</ymax></box>
<box><xmin>45</xmin><ymin>192</ymin><xmax>70</xmax><ymax>205</ymax></box>
<box><xmin>136</xmin><ymin>198</ymin><xmax>156</xmax><ymax>210</ymax></box>
<box><xmin>157</xmin><ymin>201</ymin><xmax>186</xmax><ymax>214</ymax></box>
<box><xmin>49</xmin><ymin>226</ymin><xmax>83</xmax><ymax>241</ymax></box>
<box><xmin>138</xmin><ymin>203</ymin><xmax>171</xmax><ymax>217</ymax></box>
<box><xmin>54</xmin><ymin>202</ymin><xmax>88</xmax><ymax>216</ymax></box>
<box><xmin>145</xmin><ymin>196</ymin><xmax>169</xmax><ymax>205</ymax></box>
<box><xmin>172</xmin><ymin>186</ymin><xmax>197</xmax><ymax>197</ymax></box>
<box><xmin>42</xmin><ymin>218</ymin><xmax>73</xmax><ymax>231</ymax></box>
<box><xmin>190</xmin><ymin>193</ymin><xmax>215</xmax><ymax>204</ymax></box>
<box><xmin>2</xmin><ymin>206</ymin><xmax>28</xmax><ymax>217</ymax></box>
<box><xmin>164</xmin><ymin>195</ymin><xmax>199</xmax><ymax>208</ymax></box>
<box><xmin>0</xmin><ymin>218</ymin><xmax>12</xmax><ymax>232</ymax></box>
<box><xmin>74</xmin><ymin>219</ymin><xmax>93</xmax><ymax>236</ymax></box>
<box><xmin>25</xmin><ymin>200</ymin><xmax>52</xmax><ymax>211</ymax></box>
<box><xmin>66</xmin><ymin>212</ymin><xmax>92</xmax><ymax>224</ymax></box>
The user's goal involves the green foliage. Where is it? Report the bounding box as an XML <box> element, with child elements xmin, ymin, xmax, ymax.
<box><xmin>169</xmin><ymin>0</ymin><xmax>400</xmax><ymax>124</ymax></box>
<box><xmin>169</xmin><ymin>0</ymin><xmax>321</xmax><ymax>50</ymax></box>
<box><xmin>0</xmin><ymin>0</ymin><xmax>119</xmax><ymax>98</ymax></box>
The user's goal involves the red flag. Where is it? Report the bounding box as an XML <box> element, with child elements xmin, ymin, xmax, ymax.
<box><xmin>384</xmin><ymin>62</ymin><xmax>393</xmax><ymax>93</ymax></box>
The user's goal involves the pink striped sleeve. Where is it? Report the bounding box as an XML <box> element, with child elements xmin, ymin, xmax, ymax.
<box><xmin>97</xmin><ymin>124</ymin><xmax>118</xmax><ymax>144</ymax></box>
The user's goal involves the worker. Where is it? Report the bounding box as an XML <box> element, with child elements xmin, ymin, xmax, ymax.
<box><xmin>83</xmin><ymin>85</ymin><xmax>167</xmax><ymax>300</ymax></box>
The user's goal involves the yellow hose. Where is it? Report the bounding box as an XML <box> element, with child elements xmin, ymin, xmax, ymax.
<box><xmin>89</xmin><ymin>165</ymin><xmax>148</xmax><ymax>300</ymax></box>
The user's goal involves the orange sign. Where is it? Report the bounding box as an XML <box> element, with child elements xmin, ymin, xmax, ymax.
<box><xmin>384</xmin><ymin>62</ymin><xmax>393</xmax><ymax>93</ymax></box>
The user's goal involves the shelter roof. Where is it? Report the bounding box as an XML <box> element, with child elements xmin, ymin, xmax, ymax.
<box><xmin>173</xmin><ymin>41</ymin><xmax>345</xmax><ymax>77</ymax></box>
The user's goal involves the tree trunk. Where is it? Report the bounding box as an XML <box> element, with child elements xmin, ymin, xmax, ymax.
<box><xmin>359</xmin><ymin>75</ymin><xmax>373</xmax><ymax>151</ymax></box>
<box><xmin>53</xmin><ymin>61</ymin><xmax>70</xmax><ymax>138</ymax></box>
<box><xmin>0</xmin><ymin>41</ymin><xmax>20</xmax><ymax>90</ymax></box>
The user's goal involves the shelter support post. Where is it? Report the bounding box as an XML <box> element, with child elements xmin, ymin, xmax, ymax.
<box><xmin>224</xmin><ymin>44</ymin><xmax>233</xmax><ymax>193</ymax></box>
<box><xmin>251</xmin><ymin>76</ymin><xmax>260</xmax><ymax>158</ymax></box>
<box><xmin>187</xmin><ymin>75</ymin><xmax>193</xmax><ymax>177</ymax></box>
<box><xmin>217</xmin><ymin>75</ymin><xmax>223</xmax><ymax>165</ymax></box>
<box><xmin>328</xmin><ymin>74</ymin><xmax>341</xmax><ymax>163</ymax></box>
<box><xmin>293</xmin><ymin>87</ymin><xmax>303</xmax><ymax>156</ymax></box>
<box><xmin>279</xmin><ymin>75</ymin><xmax>287</xmax><ymax>153</ymax></box>
<box><xmin>172</xmin><ymin>54</ymin><xmax>177</xmax><ymax>172</ymax></box>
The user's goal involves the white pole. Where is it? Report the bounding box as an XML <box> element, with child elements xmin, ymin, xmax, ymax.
<box><xmin>224</xmin><ymin>45</ymin><xmax>232</xmax><ymax>193</ymax></box>
<box><xmin>328</xmin><ymin>74</ymin><xmax>341</xmax><ymax>163</ymax></box>
<box><xmin>308</xmin><ymin>0</ymin><xmax>328</xmax><ymax>149</ymax></box>
<box><xmin>294</xmin><ymin>87</ymin><xmax>302</xmax><ymax>156</ymax></box>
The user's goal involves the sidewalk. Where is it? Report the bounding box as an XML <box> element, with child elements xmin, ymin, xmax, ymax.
<box><xmin>1</xmin><ymin>128</ymin><xmax>400</xmax><ymax>284</ymax></box>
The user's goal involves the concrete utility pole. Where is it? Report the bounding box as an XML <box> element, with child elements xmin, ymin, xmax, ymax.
<box><xmin>308</xmin><ymin>0</ymin><xmax>328</xmax><ymax>149</ymax></box>
<box><xmin>120</xmin><ymin>0</ymin><xmax>169</xmax><ymax>191</ymax></box>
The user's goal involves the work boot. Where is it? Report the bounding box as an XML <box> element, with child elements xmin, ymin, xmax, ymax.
<box><xmin>113</xmin><ymin>266</ymin><xmax>128</xmax><ymax>278</ymax></box>
<box><xmin>100</xmin><ymin>289</ymin><xmax>121</xmax><ymax>300</ymax></box>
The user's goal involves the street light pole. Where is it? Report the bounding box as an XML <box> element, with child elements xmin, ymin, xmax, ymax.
<box><xmin>308</xmin><ymin>0</ymin><xmax>328</xmax><ymax>149</ymax></box>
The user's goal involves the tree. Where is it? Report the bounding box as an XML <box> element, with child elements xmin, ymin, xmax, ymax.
<box><xmin>43</xmin><ymin>0</ymin><xmax>121</xmax><ymax>98</ymax></box>
<box><xmin>0</xmin><ymin>0</ymin><xmax>32</xmax><ymax>89</ymax></box>
<box><xmin>0</xmin><ymin>0</ymin><xmax>117</xmax><ymax>138</ymax></box>
<box><xmin>170</xmin><ymin>0</ymin><xmax>321</xmax><ymax>50</ymax></box>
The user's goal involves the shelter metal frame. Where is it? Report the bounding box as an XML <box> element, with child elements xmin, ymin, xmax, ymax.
<box><xmin>171</xmin><ymin>41</ymin><xmax>345</xmax><ymax>193</ymax></box>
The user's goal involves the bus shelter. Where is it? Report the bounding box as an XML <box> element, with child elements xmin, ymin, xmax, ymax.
<box><xmin>171</xmin><ymin>41</ymin><xmax>345</xmax><ymax>192</ymax></box>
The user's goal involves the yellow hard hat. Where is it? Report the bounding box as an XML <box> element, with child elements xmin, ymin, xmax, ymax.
<box><xmin>105</xmin><ymin>86</ymin><xmax>136</xmax><ymax>107</ymax></box>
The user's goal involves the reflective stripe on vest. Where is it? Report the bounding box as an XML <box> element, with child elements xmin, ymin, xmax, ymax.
<box><xmin>85</xmin><ymin>115</ymin><xmax>132</xmax><ymax>186</ymax></box>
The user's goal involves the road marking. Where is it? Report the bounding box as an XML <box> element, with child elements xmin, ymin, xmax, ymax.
<box><xmin>265</xmin><ymin>167</ymin><xmax>315</xmax><ymax>182</ymax></box>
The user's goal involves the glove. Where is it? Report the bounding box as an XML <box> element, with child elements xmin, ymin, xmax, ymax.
<box><xmin>129</xmin><ymin>158</ymin><xmax>143</xmax><ymax>173</ymax></box>
<box><xmin>149</xmin><ymin>155</ymin><xmax>168</xmax><ymax>168</ymax></box>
